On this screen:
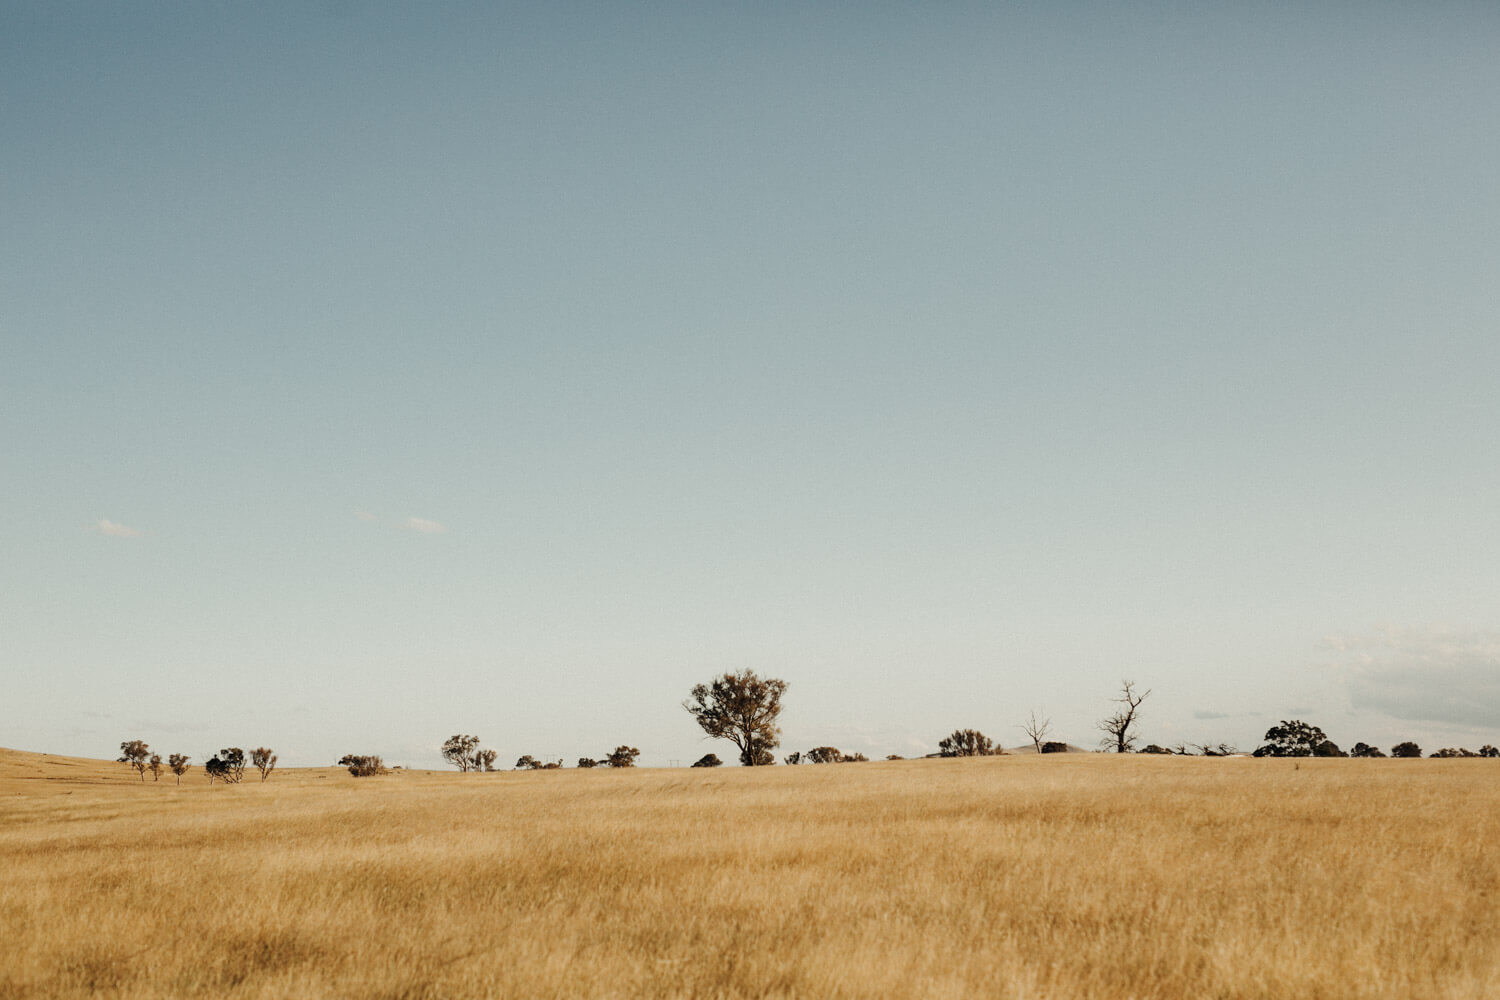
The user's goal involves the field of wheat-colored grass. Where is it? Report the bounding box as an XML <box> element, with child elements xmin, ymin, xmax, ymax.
<box><xmin>2</xmin><ymin>746</ymin><xmax>1497</xmax><ymax>1000</ymax></box>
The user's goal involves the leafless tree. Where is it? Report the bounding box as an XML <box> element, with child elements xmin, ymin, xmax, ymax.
<box><xmin>684</xmin><ymin>670</ymin><xmax>787</xmax><ymax>766</ymax></box>
<box><xmin>1020</xmin><ymin>711</ymin><xmax>1052</xmax><ymax>754</ymax></box>
<box><xmin>118</xmin><ymin>740</ymin><xmax>150</xmax><ymax>781</ymax></box>
<box><xmin>251</xmin><ymin>747</ymin><xmax>277</xmax><ymax>782</ymax></box>
<box><xmin>168</xmin><ymin>754</ymin><xmax>191</xmax><ymax>785</ymax></box>
<box><xmin>1098</xmin><ymin>680</ymin><xmax>1150</xmax><ymax>753</ymax></box>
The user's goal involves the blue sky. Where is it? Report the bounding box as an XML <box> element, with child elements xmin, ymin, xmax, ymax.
<box><xmin>4</xmin><ymin>2</ymin><xmax>1499</xmax><ymax>767</ymax></box>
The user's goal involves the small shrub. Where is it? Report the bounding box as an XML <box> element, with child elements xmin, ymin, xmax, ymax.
<box><xmin>1041</xmin><ymin>741</ymin><xmax>1069</xmax><ymax>754</ymax></box>
<box><xmin>576</xmin><ymin>757</ymin><xmax>598</xmax><ymax>768</ymax></box>
<box><xmin>340</xmin><ymin>754</ymin><xmax>386</xmax><ymax>777</ymax></box>
<box><xmin>691</xmin><ymin>754</ymin><xmax>722</xmax><ymax>768</ymax></box>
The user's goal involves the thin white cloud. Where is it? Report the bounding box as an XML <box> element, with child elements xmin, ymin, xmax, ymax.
<box><xmin>95</xmin><ymin>519</ymin><xmax>143</xmax><ymax>538</ymax></box>
<box><xmin>354</xmin><ymin>510</ymin><xmax>378</xmax><ymax>522</ymax></box>
<box><xmin>1327</xmin><ymin>626</ymin><xmax>1500</xmax><ymax>729</ymax></box>
<box><xmin>404</xmin><ymin>517</ymin><xmax>446</xmax><ymax>534</ymax></box>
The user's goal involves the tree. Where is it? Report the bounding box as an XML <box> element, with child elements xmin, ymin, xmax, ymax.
<box><xmin>783</xmin><ymin>751</ymin><xmax>802</xmax><ymax>765</ymax></box>
<box><xmin>691</xmin><ymin>754</ymin><xmax>723</xmax><ymax>768</ymax></box>
<box><xmin>840</xmin><ymin>752</ymin><xmax>869</xmax><ymax>762</ymax></box>
<box><xmin>441</xmin><ymin>734</ymin><xmax>489</xmax><ymax>772</ymax></box>
<box><xmin>1313</xmin><ymin>740</ymin><xmax>1347</xmax><ymax>758</ymax></box>
<box><xmin>218</xmin><ymin>748</ymin><xmax>246</xmax><ymax>783</ymax></box>
<box><xmin>516</xmin><ymin>755</ymin><xmax>542</xmax><ymax>770</ymax></box>
<box><xmin>1253</xmin><ymin>720</ymin><xmax>1328</xmax><ymax>758</ymax></box>
<box><xmin>1099</xmin><ymin>681</ymin><xmax>1150</xmax><ymax>753</ymax></box>
<box><xmin>1041</xmin><ymin>741</ymin><xmax>1069</xmax><ymax>754</ymax></box>
<box><xmin>807</xmin><ymin>746</ymin><xmax>844</xmax><ymax>764</ymax></box>
<box><xmin>118</xmin><ymin>740</ymin><xmax>150</xmax><ymax>781</ymax></box>
<box><xmin>1391</xmin><ymin>741</ymin><xmax>1422</xmax><ymax>758</ymax></box>
<box><xmin>576</xmin><ymin>757</ymin><xmax>598</xmax><ymax>768</ymax></box>
<box><xmin>251</xmin><ymin>747</ymin><xmax>277</xmax><ymax>782</ymax></box>
<box><xmin>1431</xmin><ymin>747</ymin><xmax>1480</xmax><ymax>758</ymax></box>
<box><xmin>474</xmin><ymin>749</ymin><xmax>498</xmax><ymax>771</ymax></box>
<box><xmin>168</xmin><ymin>753</ymin><xmax>191</xmax><ymax>784</ymax></box>
<box><xmin>1350</xmin><ymin>743</ymin><xmax>1386</xmax><ymax>758</ymax></box>
<box><xmin>148</xmin><ymin>754</ymin><xmax>164</xmax><ymax>781</ymax></box>
<box><xmin>1482</xmin><ymin>746</ymin><xmax>1499</xmax><ymax>758</ymax></box>
<box><xmin>205</xmin><ymin>757</ymin><xmax>228</xmax><ymax>784</ymax></box>
<box><xmin>1020</xmin><ymin>711</ymin><xmax>1052</xmax><ymax>754</ymax></box>
<box><xmin>605</xmin><ymin>746</ymin><xmax>640</xmax><ymax>768</ymax></box>
<box><xmin>938</xmin><ymin>729</ymin><xmax>994</xmax><ymax>757</ymax></box>
<box><xmin>684</xmin><ymin>671</ymin><xmax>787</xmax><ymax>767</ymax></box>
<box><xmin>340</xmin><ymin>754</ymin><xmax>385</xmax><ymax>777</ymax></box>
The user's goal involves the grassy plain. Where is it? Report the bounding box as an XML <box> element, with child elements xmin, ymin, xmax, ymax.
<box><xmin>2</xmin><ymin>746</ymin><xmax>1497</xmax><ymax>1000</ymax></box>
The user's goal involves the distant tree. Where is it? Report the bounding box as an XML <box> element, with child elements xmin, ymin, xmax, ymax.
<box><xmin>938</xmin><ymin>729</ymin><xmax>994</xmax><ymax>757</ymax></box>
<box><xmin>1099</xmin><ymin>680</ymin><xmax>1150</xmax><ymax>753</ymax></box>
<box><xmin>691</xmin><ymin>754</ymin><xmax>723</xmax><ymax>768</ymax></box>
<box><xmin>605</xmin><ymin>746</ymin><xmax>640</xmax><ymax>768</ymax></box>
<box><xmin>1041</xmin><ymin>741</ymin><xmax>1070</xmax><ymax>754</ymax></box>
<box><xmin>474</xmin><ymin>749</ymin><xmax>498</xmax><ymax>772</ymax></box>
<box><xmin>168</xmin><ymin>753</ymin><xmax>191</xmax><ymax>784</ymax></box>
<box><xmin>1350</xmin><ymin>742</ymin><xmax>1386</xmax><ymax>758</ymax></box>
<box><xmin>148</xmin><ymin>754</ymin><xmax>164</xmax><ymax>781</ymax></box>
<box><xmin>1253</xmin><ymin>721</ymin><xmax>1328</xmax><ymax>758</ymax></box>
<box><xmin>340</xmin><ymin>754</ymin><xmax>386</xmax><ymax>777</ymax></box>
<box><xmin>807</xmin><ymin>746</ymin><xmax>844</xmax><ymax>764</ymax></box>
<box><xmin>516</xmin><ymin>755</ymin><xmax>542</xmax><ymax>770</ymax></box>
<box><xmin>576</xmin><ymin>757</ymin><xmax>598</xmax><ymax>768</ymax></box>
<box><xmin>1313</xmin><ymin>740</ymin><xmax>1347</xmax><ymax>758</ymax></box>
<box><xmin>1431</xmin><ymin>747</ymin><xmax>1480</xmax><ymax>758</ymax></box>
<box><xmin>684</xmin><ymin>670</ymin><xmax>787</xmax><ymax>767</ymax></box>
<box><xmin>118</xmin><ymin>740</ymin><xmax>150</xmax><ymax>781</ymax></box>
<box><xmin>1020</xmin><ymin>710</ymin><xmax>1052</xmax><ymax>754</ymax></box>
<box><xmin>1140</xmin><ymin>744</ymin><xmax>1172</xmax><ymax>755</ymax></box>
<box><xmin>783</xmin><ymin>751</ymin><xmax>802</xmax><ymax>765</ymax></box>
<box><xmin>885</xmin><ymin>754</ymin><xmax>905</xmax><ymax>760</ymax></box>
<box><xmin>1391</xmin><ymin>741</ymin><xmax>1423</xmax><ymax>758</ymax></box>
<box><xmin>839</xmin><ymin>752</ymin><xmax>869</xmax><ymax>762</ymax></box>
<box><xmin>441</xmin><ymin>734</ymin><xmax>484</xmax><ymax>772</ymax></box>
<box><xmin>250</xmin><ymin>747</ymin><xmax>277</xmax><ymax>782</ymax></box>
<box><xmin>205</xmin><ymin>757</ymin><xmax>228</xmax><ymax>784</ymax></box>
<box><xmin>219</xmin><ymin>748</ymin><xmax>246</xmax><ymax>783</ymax></box>
<box><xmin>1482</xmin><ymin>746</ymin><xmax>1499</xmax><ymax>758</ymax></box>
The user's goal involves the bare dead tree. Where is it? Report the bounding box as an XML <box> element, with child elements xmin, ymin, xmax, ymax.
<box><xmin>1020</xmin><ymin>711</ymin><xmax>1052</xmax><ymax>754</ymax></box>
<box><xmin>1098</xmin><ymin>680</ymin><xmax>1150</xmax><ymax>753</ymax></box>
<box><xmin>251</xmin><ymin>747</ymin><xmax>277</xmax><ymax>782</ymax></box>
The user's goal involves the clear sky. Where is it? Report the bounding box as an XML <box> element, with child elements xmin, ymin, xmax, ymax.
<box><xmin>4</xmin><ymin>2</ymin><xmax>1499</xmax><ymax>768</ymax></box>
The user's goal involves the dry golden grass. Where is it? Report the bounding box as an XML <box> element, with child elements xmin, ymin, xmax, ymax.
<box><xmin>2</xmin><ymin>746</ymin><xmax>1497</xmax><ymax>999</ymax></box>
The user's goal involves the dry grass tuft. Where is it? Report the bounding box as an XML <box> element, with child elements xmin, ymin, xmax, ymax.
<box><xmin>2</xmin><ymin>747</ymin><xmax>1497</xmax><ymax>998</ymax></box>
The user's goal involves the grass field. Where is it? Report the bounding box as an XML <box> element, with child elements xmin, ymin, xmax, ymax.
<box><xmin>2</xmin><ymin>746</ymin><xmax>1497</xmax><ymax>999</ymax></box>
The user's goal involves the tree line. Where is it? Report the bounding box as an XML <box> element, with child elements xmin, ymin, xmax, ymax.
<box><xmin>116</xmin><ymin>672</ymin><xmax>1498</xmax><ymax>782</ymax></box>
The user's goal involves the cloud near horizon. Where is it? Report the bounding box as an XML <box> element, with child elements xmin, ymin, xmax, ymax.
<box><xmin>404</xmin><ymin>517</ymin><xmax>446</xmax><ymax>534</ymax></box>
<box><xmin>1326</xmin><ymin>627</ymin><xmax>1500</xmax><ymax>730</ymax></box>
<box><xmin>94</xmin><ymin>519</ymin><xmax>143</xmax><ymax>538</ymax></box>
<box><xmin>354</xmin><ymin>510</ymin><xmax>378</xmax><ymax>522</ymax></box>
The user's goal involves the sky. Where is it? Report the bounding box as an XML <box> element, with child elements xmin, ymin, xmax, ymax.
<box><xmin>3</xmin><ymin>2</ymin><xmax>1499</xmax><ymax>768</ymax></box>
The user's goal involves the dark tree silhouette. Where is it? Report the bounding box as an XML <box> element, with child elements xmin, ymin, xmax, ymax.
<box><xmin>1350</xmin><ymin>742</ymin><xmax>1386</xmax><ymax>758</ymax></box>
<box><xmin>168</xmin><ymin>753</ymin><xmax>191</xmax><ymax>784</ymax></box>
<box><xmin>1391</xmin><ymin>741</ymin><xmax>1423</xmax><ymax>758</ymax></box>
<box><xmin>807</xmin><ymin>746</ymin><xmax>844</xmax><ymax>764</ymax></box>
<box><xmin>340</xmin><ymin>754</ymin><xmax>386</xmax><ymax>776</ymax></box>
<box><xmin>1482</xmin><ymin>746</ymin><xmax>1500</xmax><ymax>758</ymax></box>
<box><xmin>576</xmin><ymin>757</ymin><xmax>598</xmax><ymax>768</ymax></box>
<box><xmin>684</xmin><ymin>671</ymin><xmax>787</xmax><ymax>767</ymax></box>
<box><xmin>218</xmin><ymin>748</ymin><xmax>246</xmax><ymax>783</ymax></box>
<box><xmin>691</xmin><ymin>754</ymin><xmax>722</xmax><ymax>768</ymax></box>
<box><xmin>605</xmin><ymin>746</ymin><xmax>640</xmax><ymax>768</ymax></box>
<box><xmin>516</xmin><ymin>755</ymin><xmax>542</xmax><ymax>770</ymax></box>
<box><xmin>118</xmin><ymin>740</ymin><xmax>150</xmax><ymax>781</ymax></box>
<box><xmin>1099</xmin><ymin>681</ymin><xmax>1150</xmax><ymax>753</ymax></box>
<box><xmin>205</xmin><ymin>757</ymin><xmax>228</xmax><ymax>784</ymax></box>
<box><xmin>938</xmin><ymin>729</ymin><xmax>994</xmax><ymax>757</ymax></box>
<box><xmin>251</xmin><ymin>747</ymin><xmax>277</xmax><ymax>782</ymax></box>
<box><xmin>1253</xmin><ymin>721</ymin><xmax>1328</xmax><ymax>758</ymax></box>
<box><xmin>442</xmin><ymin>735</ymin><xmax>495</xmax><ymax>772</ymax></box>
<box><xmin>1041</xmin><ymin>741</ymin><xmax>1070</xmax><ymax>754</ymax></box>
<box><xmin>783</xmin><ymin>751</ymin><xmax>802</xmax><ymax>765</ymax></box>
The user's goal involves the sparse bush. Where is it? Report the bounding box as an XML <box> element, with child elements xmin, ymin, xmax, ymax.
<box><xmin>340</xmin><ymin>754</ymin><xmax>386</xmax><ymax>777</ymax></box>
<box><xmin>168</xmin><ymin>753</ymin><xmax>191</xmax><ymax>784</ymax></box>
<box><xmin>839</xmin><ymin>752</ymin><xmax>868</xmax><ymax>762</ymax></box>
<box><xmin>251</xmin><ymin>747</ymin><xmax>277</xmax><ymax>782</ymax></box>
<box><xmin>938</xmin><ymin>729</ymin><xmax>994</xmax><ymax>757</ymax></box>
<box><xmin>691</xmin><ymin>754</ymin><xmax>722</xmax><ymax>767</ymax></box>
<box><xmin>576</xmin><ymin>757</ymin><xmax>598</xmax><ymax>768</ymax></box>
<box><xmin>118</xmin><ymin>740</ymin><xmax>150</xmax><ymax>781</ymax></box>
<box><xmin>1391</xmin><ymin>742</ymin><xmax>1423</xmax><ymax>758</ymax></box>
<box><xmin>605</xmin><ymin>746</ymin><xmax>640</xmax><ymax>768</ymax></box>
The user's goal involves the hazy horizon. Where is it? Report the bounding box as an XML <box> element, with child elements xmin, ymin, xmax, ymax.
<box><xmin>4</xmin><ymin>2</ymin><xmax>1499</xmax><ymax>767</ymax></box>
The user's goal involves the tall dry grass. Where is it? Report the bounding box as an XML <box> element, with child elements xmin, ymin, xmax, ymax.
<box><xmin>2</xmin><ymin>747</ymin><xmax>1496</xmax><ymax>999</ymax></box>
